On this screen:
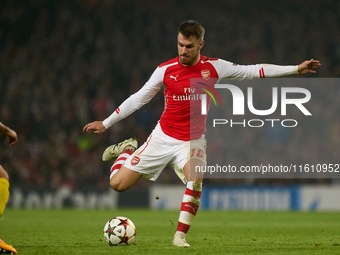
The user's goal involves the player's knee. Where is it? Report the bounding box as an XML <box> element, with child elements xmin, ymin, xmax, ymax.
<box><xmin>0</xmin><ymin>165</ymin><xmax>9</xmax><ymax>181</ymax></box>
<box><xmin>109</xmin><ymin>178</ymin><xmax>127</xmax><ymax>192</ymax></box>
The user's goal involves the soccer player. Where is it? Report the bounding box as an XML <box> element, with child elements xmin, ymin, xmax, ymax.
<box><xmin>83</xmin><ymin>20</ymin><xmax>321</xmax><ymax>246</ymax></box>
<box><xmin>0</xmin><ymin>122</ymin><xmax>18</xmax><ymax>254</ymax></box>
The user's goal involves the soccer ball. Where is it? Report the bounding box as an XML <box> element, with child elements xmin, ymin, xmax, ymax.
<box><xmin>103</xmin><ymin>216</ymin><xmax>136</xmax><ymax>246</ymax></box>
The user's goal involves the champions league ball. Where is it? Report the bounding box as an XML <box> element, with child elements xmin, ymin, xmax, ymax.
<box><xmin>103</xmin><ymin>216</ymin><xmax>136</xmax><ymax>246</ymax></box>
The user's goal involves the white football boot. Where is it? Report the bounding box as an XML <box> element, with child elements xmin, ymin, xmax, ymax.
<box><xmin>102</xmin><ymin>137</ymin><xmax>138</xmax><ymax>162</ymax></box>
<box><xmin>172</xmin><ymin>232</ymin><xmax>190</xmax><ymax>247</ymax></box>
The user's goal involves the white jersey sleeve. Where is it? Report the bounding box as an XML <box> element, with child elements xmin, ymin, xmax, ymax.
<box><xmin>102</xmin><ymin>66</ymin><xmax>165</xmax><ymax>129</ymax></box>
<box><xmin>209</xmin><ymin>59</ymin><xmax>299</xmax><ymax>81</ymax></box>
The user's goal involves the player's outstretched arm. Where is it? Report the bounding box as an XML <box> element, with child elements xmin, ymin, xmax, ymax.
<box><xmin>83</xmin><ymin>121</ymin><xmax>106</xmax><ymax>134</ymax></box>
<box><xmin>298</xmin><ymin>59</ymin><xmax>321</xmax><ymax>74</ymax></box>
<box><xmin>0</xmin><ymin>122</ymin><xmax>18</xmax><ymax>146</ymax></box>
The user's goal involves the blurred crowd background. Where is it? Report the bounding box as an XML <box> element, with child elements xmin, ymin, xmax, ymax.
<box><xmin>0</xmin><ymin>0</ymin><xmax>339</xmax><ymax>190</ymax></box>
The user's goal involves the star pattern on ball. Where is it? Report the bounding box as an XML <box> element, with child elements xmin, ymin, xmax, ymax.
<box><xmin>119</xmin><ymin>235</ymin><xmax>130</xmax><ymax>244</ymax></box>
<box><xmin>119</xmin><ymin>219</ymin><xmax>133</xmax><ymax>244</ymax></box>
<box><xmin>118</xmin><ymin>219</ymin><xmax>129</xmax><ymax>228</ymax></box>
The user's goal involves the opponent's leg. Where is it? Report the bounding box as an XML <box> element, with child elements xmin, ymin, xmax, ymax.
<box><xmin>173</xmin><ymin>159</ymin><xmax>204</xmax><ymax>247</ymax></box>
<box><xmin>0</xmin><ymin>238</ymin><xmax>17</xmax><ymax>254</ymax></box>
<box><xmin>0</xmin><ymin>166</ymin><xmax>18</xmax><ymax>254</ymax></box>
<box><xmin>0</xmin><ymin>165</ymin><xmax>10</xmax><ymax>217</ymax></box>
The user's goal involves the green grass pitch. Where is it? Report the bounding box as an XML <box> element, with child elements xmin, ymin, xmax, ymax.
<box><xmin>1</xmin><ymin>209</ymin><xmax>340</xmax><ymax>254</ymax></box>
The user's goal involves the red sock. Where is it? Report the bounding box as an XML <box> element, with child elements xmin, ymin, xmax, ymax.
<box><xmin>109</xmin><ymin>149</ymin><xmax>134</xmax><ymax>179</ymax></box>
<box><xmin>177</xmin><ymin>181</ymin><xmax>202</xmax><ymax>234</ymax></box>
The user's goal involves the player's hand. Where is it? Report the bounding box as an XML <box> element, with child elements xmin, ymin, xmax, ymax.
<box><xmin>83</xmin><ymin>121</ymin><xmax>106</xmax><ymax>134</ymax></box>
<box><xmin>0</xmin><ymin>128</ymin><xmax>18</xmax><ymax>146</ymax></box>
<box><xmin>298</xmin><ymin>59</ymin><xmax>321</xmax><ymax>74</ymax></box>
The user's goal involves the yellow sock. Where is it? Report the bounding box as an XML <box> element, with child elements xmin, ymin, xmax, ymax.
<box><xmin>0</xmin><ymin>178</ymin><xmax>10</xmax><ymax>217</ymax></box>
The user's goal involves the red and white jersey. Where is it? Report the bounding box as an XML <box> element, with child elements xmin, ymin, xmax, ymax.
<box><xmin>103</xmin><ymin>55</ymin><xmax>298</xmax><ymax>141</ymax></box>
<box><xmin>158</xmin><ymin>56</ymin><xmax>220</xmax><ymax>140</ymax></box>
